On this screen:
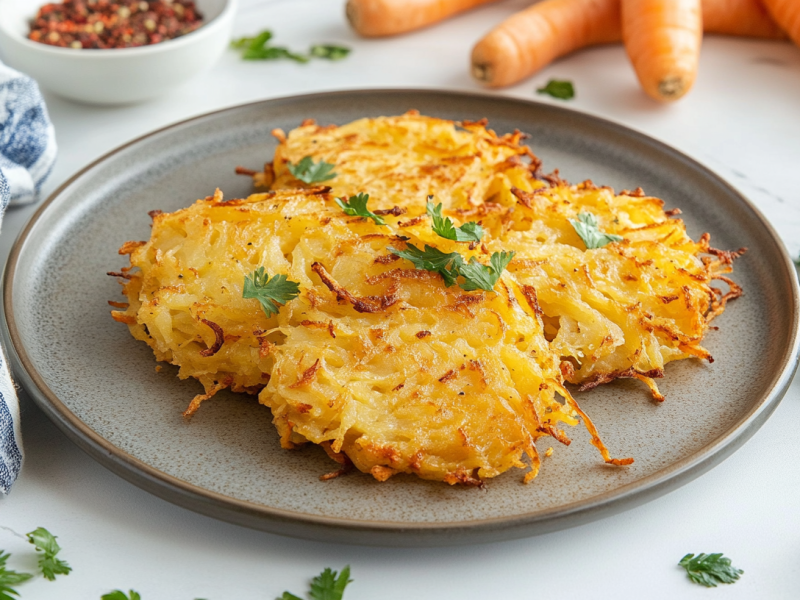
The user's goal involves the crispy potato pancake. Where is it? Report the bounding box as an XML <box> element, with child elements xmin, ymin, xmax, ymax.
<box><xmin>261</xmin><ymin>113</ymin><xmax>743</xmax><ymax>397</ymax></box>
<box><xmin>112</xmin><ymin>188</ymin><xmax>627</xmax><ymax>484</ymax></box>
<box><xmin>112</xmin><ymin>113</ymin><xmax>742</xmax><ymax>485</ymax></box>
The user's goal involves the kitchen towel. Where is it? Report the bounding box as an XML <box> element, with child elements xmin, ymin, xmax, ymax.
<box><xmin>0</xmin><ymin>60</ymin><xmax>57</xmax><ymax>494</ymax></box>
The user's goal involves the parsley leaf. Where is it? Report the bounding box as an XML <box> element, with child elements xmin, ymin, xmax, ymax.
<box><xmin>426</xmin><ymin>199</ymin><xmax>483</xmax><ymax>242</ymax></box>
<box><xmin>309</xmin><ymin>566</ymin><xmax>352</xmax><ymax>600</ymax></box>
<box><xmin>0</xmin><ymin>552</ymin><xmax>33</xmax><ymax>600</ymax></box>
<box><xmin>537</xmin><ymin>79</ymin><xmax>575</xmax><ymax>100</ymax></box>
<box><xmin>568</xmin><ymin>212</ymin><xmax>623</xmax><ymax>249</ymax></box>
<box><xmin>458</xmin><ymin>251</ymin><xmax>515</xmax><ymax>292</ymax></box>
<box><xmin>389</xmin><ymin>244</ymin><xmax>464</xmax><ymax>287</ymax></box>
<box><xmin>281</xmin><ymin>566</ymin><xmax>352</xmax><ymax>600</ymax></box>
<box><xmin>288</xmin><ymin>156</ymin><xmax>337</xmax><ymax>184</ymax></box>
<box><xmin>26</xmin><ymin>527</ymin><xmax>71</xmax><ymax>581</ymax></box>
<box><xmin>243</xmin><ymin>267</ymin><xmax>301</xmax><ymax>317</ymax></box>
<box><xmin>336</xmin><ymin>193</ymin><xmax>385</xmax><ymax>225</ymax></box>
<box><xmin>101</xmin><ymin>590</ymin><xmax>141</xmax><ymax>600</ymax></box>
<box><xmin>310</xmin><ymin>44</ymin><xmax>351</xmax><ymax>60</ymax></box>
<box><xmin>231</xmin><ymin>30</ymin><xmax>309</xmax><ymax>63</ymax></box>
<box><xmin>679</xmin><ymin>553</ymin><xmax>743</xmax><ymax>588</ymax></box>
<box><xmin>230</xmin><ymin>30</ymin><xmax>271</xmax><ymax>50</ymax></box>
<box><xmin>390</xmin><ymin>244</ymin><xmax>513</xmax><ymax>291</ymax></box>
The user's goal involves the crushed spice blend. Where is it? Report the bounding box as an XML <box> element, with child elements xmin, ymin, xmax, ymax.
<box><xmin>28</xmin><ymin>0</ymin><xmax>204</xmax><ymax>49</ymax></box>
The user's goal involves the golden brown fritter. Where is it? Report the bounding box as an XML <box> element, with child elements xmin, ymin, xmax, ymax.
<box><xmin>112</xmin><ymin>188</ymin><xmax>628</xmax><ymax>484</ymax></box>
<box><xmin>257</xmin><ymin>113</ymin><xmax>742</xmax><ymax>399</ymax></box>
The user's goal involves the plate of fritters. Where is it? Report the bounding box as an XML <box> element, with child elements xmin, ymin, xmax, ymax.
<box><xmin>4</xmin><ymin>90</ymin><xmax>798</xmax><ymax>546</ymax></box>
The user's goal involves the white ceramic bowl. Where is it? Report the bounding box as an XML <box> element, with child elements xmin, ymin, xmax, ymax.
<box><xmin>0</xmin><ymin>0</ymin><xmax>236</xmax><ymax>105</ymax></box>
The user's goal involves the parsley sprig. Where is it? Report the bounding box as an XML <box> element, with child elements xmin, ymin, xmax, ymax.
<box><xmin>282</xmin><ymin>565</ymin><xmax>352</xmax><ymax>600</ymax></box>
<box><xmin>458</xmin><ymin>251</ymin><xmax>515</xmax><ymax>291</ymax></box>
<box><xmin>389</xmin><ymin>244</ymin><xmax>514</xmax><ymax>292</ymax></box>
<box><xmin>310</xmin><ymin>45</ymin><xmax>350</xmax><ymax>60</ymax></box>
<box><xmin>679</xmin><ymin>553</ymin><xmax>743</xmax><ymax>587</ymax></box>
<box><xmin>426</xmin><ymin>199</ymin><xmax>483</xmax><ymax>242</ymax></box>
<box><xmin>231</xmin><ymin>31</ymin><xmax>351</xmax><ymax>63</ymax></box>
<box><xmin>537</xmin><ymin>79</ymin><xmax>575</xmax><ymax>100</ymax></box>
<box><xmin>390</xmin><ymin>244</ymin><xmax>463</xmax><ymax>287</ymax></box>
<box><xmin>568</xmin><ymin>212</ymin><xmax>623</xmax><ymax>249</ymax></box>
<box><xmin>231</xmin><ymin>31</ymin><xmax>308</xmax><ymax>63</ymax></box>
<box><xmin>243</xmin><ymin>267</ymin><xmax>301</xmax><ymax>317</ymax></box>
<box><xmin>102</xmin><ymin>591</ymin><xmax>141</xmax><ymax>600</ymax></box>
<box><xmin>287</xmin><ymin>156</ymin><xmax>337</xmax><ymax>184</ymax></box>
<box><xmin>26</xmin><ymin>528</ymin><xmax>71</xmax><ymax>581</ymax></box>
<box><xmin>335</xmin><ymin>193</ymin><xmax>385</xmax><ymax>225</ymax></box>
<box><xmin>0</xmin><ymin>551</ymin><xmax>32</xmax><ymax>600</ymax></box>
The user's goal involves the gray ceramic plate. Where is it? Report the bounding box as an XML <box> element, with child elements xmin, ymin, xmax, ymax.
<box><xmin>3</xmin><ymin>90</ymin><xmax>799</xmax><ymax>546</ymax></box>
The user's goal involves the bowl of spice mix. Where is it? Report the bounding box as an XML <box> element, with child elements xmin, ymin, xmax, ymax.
<box><xmin>0</xmin><ymin>0</ymin><xmax>236</xmax><ymax>104</ymax></box>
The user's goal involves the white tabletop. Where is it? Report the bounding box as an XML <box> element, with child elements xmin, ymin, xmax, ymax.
<box><xmin>2</xmin><ymin>1</ymin><xmax>800</xmax><ymax>598</ymax></box>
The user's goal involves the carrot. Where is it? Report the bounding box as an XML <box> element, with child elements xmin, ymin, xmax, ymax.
<box><xmin>621</xmin><ymin>0</ymin><xmax>703</xmax><ymax>102</ymax></box>
<box><xmin>704</xmin><ymin>0</ymin><xmax>785</xmax><ymax>39</ymax></box>
<box><xmin>761</xmin><ymin>0</ymin><xmax>800</xmax><ymax>46</ymax></box>
<box><xmin>472</xmin><ymin>0</ymin><xmax>784</xmax><ymax>91</ymax></box>
<box><xmin>471</xmin><ymin>0</ymin><xmax>621</xmax><ymax>88</ymax></box>
<box><xmin>346</xmin><ymin>0</ymin><xmax>501</xmax><ymax>38</ymax></box>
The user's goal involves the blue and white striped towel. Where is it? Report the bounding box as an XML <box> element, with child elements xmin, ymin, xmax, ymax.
<box><xmin>0</xmin><ymin>61</ymin><xmax>57</xmax><ymax>494</ymax></box>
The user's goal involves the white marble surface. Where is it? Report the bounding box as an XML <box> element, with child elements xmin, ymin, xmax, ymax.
<box><xmin>2</xmin><ymin>0</ymin><xmax>800</xmax><ymax>597</ymax></box>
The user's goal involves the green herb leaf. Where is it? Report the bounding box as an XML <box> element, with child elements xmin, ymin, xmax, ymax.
<box><xmin>568</xmin><ymin>212</ymin><xmax>623</xmax><ymax>249</ymax></box>
<box><xmin>0</xmin><ymin>551</ymin><xmax>33</xmax><ymax>600</ymax></box>
<box><xmin>246</xmin><ymin>46</ymin><xmax>309</xmax><ymax>63</ymax></box>
<box><xmin>537</xmin><ymin>79</ymin><xmax>575</xmax><ymax>100</ymax></box>
<box><xmin>335</xmin><ymin>193</ymin><xmax>385</xmax><ymax>226</ymax></box>
<box><xmin>101</xmin><ymin>590</ymin><xmax>141</xmax><ymax>600</ymax></box>
<box><xmin>310</xmin><ymin>44</ymin><xmax>351</xmax><ymax>60</ymax></box>
<box><xmin>309</xmin><ymin>566</ymin><xmax>352</xmax><ymax>600</ymax></box>
<box><xmin>26</xmin><ymin>527</ymin><xmax>71</xmax><ymax>581</ymax></box>
<box><xmin>426</xmin><ymin>199</ymin><xmax>483</xmax><ymax>242</ymax></box>
<box><xmin>230</xmin><ymin>30</ymin><xmax>272</xmax><ymax>49</ymax></box>
<box><xmin>243</xmin><ymin>267</ymin><xmax>301</xmax><ymax>317</ymax></box>
<box><xmin>389</xmin><ymin>244</ymin><xmax>464</xmax><ymax>287</ymax></box>
<box><xmin>280</xmin><ymin>566</ymin><xmax>352</xmax><ymax>600</ymax></box>
<box><xmin>458</xmin><ymin>251</ymin><xmax>515</xmax><ymax>292</ymax></box>
<box><xmin>679</xmin><ymin>553</ymin><xmax>743</xmax><ymax>588</ymax></box>
<box><xmin>287</xmin><ymin>156</ymin><xmax>337</xmax><ymax>184</ymax></box>
<box><xmin>232</xmin><ymin>30</ymin><xmax>309</xmax><ymax>62</ymax></box>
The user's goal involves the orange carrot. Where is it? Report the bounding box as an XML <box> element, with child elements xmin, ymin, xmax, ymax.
<box><xmin>472</xmin><ymin>0</ymin><xmax>784</xmax><ymax>91</ymax></box>
<box><xmin>346</xmin><ymin>0</ymin><xmax>501</xmax><ymax>38</ymax></box>
<box><xmin>761</xmin><ymin>0</ymin><xmax>800</xmax><ymax>46</ymax></box>
<box><xmin>621</xmin><ymin>0</ymin><xmax>702</xmax><ymax>102</ymax></box>
<box><xmin>471</xmin><ymin>0</ymin><xmax>621</xmax><ymax>88</ymax></box>
<box><xmin>704</xmin><ymin>0</ymin><xmax>785</xmax><ymax>39</ymax></box>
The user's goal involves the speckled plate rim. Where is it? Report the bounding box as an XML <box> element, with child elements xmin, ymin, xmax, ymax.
<box><xmin>3</xmin><ymin>89</ymin><xmax>799</xmax><ymax>546</ymax></box>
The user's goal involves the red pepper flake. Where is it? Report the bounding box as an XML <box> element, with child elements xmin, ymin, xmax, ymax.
<box><xmin>28</xmin><ymin>0</ymin><xmax>204</xmax><ymax>49</ymax></box>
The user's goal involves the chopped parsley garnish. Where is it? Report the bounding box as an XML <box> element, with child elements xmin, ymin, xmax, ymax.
<box><xmin>0</xmin><ymin>551</ymin><xmax>33</xmax><ymax>600</ymax></box>
<box><xmin>243</xmin><ymin>267</ymin><xmax>300</xmax><ymax>317</ymax></box>
<box><xmin>101</xmin><ymin>591</ymin><xmax>141</xmax><ymax>600</ymax></box>
<box><xmin>537</xmin><ymin>79</ymin><xmax>575</xmax><ymax>100</ymax></box>
<box><xmin>389</xmin><ymin>244</ymin><xmax>514</xmax><ymax>291</ymax></box>
<box><xmin>679</xmin><ymin>553</ymin><xmax>743</xmax><ymax>588</ymax></box>
<box><xmin>287</xmin><ymin>156</ymin><xmax>337</xmax><ymax>184</ymax></box>
<box><xmin>310</xmin><ymin>44</ymin><xmax>351</xmax><ymax>60</ymax></box>
<box><xmin>389</xmin><ymin>244</ymin><xmax>464</xmax><ymax>287</ymax></box>
<box><xmin>26</xmin><ymin>527</ymin><xmax>71</xmax><ymax>581</ymax></box>
<box><xmin>426</xmin><ymin>198</ymin><xmax>483</xmax><ymax>242</ymax></box>
<box><xmin>568</xmin><ymin>212</ymin><xmax>623</xmax><ymax>249</ymax></box>
<box><xmin>231</xmin><ymin>30</ymin><xmax>308</xmax><ymax>63</ymax></box>
<box><xmin>335</xmin><ymin>193</ymin><xmax>385</xmax><ymax>225</ymax></box>
<box><xmin>232</xmin><ymin>32</ymin><xmax>351</xmax><ymax>63</ymax></box>
<box><xmin>458</xmin><ymin>251</ymin><xmax>515</xmax><ymax>292</ymax></box>
<box><xmin>282</xmin><ymin>565</ymin><xmax>352</xmax><ymax>600</ymax></box>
